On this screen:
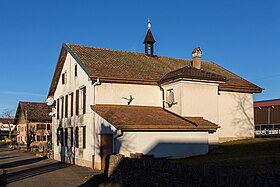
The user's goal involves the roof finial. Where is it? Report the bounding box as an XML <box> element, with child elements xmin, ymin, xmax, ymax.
<box><xmin>148</xmin><ymin>17</ymin><xmax>151</xmax><ymax>30</ymax></box>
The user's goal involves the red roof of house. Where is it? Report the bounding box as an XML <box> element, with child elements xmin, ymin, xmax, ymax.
<box><xmin>91</xmin><ymin>104</ymin><xmax>218</xmax><ymax>131</ymax></box>
<box><xmin>254</xmin><ymin>99</ymin><xmax>280</xmax><ymax>107</ymax></box>
<box><xmin>48</xmin><ymin>43</ymin><xmax>263</xmax><ymax>97</ymax></box>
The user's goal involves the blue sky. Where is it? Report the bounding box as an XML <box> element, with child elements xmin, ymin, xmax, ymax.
<box><xmin>0</xmin><ymin>0</ymin><xmax>280</xmax><ymax>114</ymax></box>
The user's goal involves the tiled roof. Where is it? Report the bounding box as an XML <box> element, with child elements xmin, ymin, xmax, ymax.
<box><xmin>91</xmin><ymin>104</ymin><xmax>218</xmax><ymax>130</ymax></box>
<box><xmin>160</xmin><ymin>66</ymin><xmax>227</xmax><ymax>83</ymax></box>
<box><xmin>15</xmin><ymin>101</ymin><xmax>52</xmax><ymax>122</ymax></box>
<box><xmin>48</xmin><ymin>43</ymin><xmax>262</xmax><ymax>96</ymax></box>
<box><xmin>254</xmin><ymin>99</ymin><xmax>280</xmax><ymax>107</ymax></box>
<box><xmin>0</xmin><ymin>118</ymin><xmax>16</xmax><ymax>124</ymax></box>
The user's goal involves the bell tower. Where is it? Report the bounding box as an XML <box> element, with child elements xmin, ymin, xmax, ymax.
<box><xmin>143</xmin><ymin>18</ymin><xmax>156</xmax><ymax>56</ymax></box>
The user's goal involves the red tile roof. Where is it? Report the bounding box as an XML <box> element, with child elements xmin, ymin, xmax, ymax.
<box><xmin>91</xmin><ymin>104</ymin><xmax>218</xmax><ymax>131</ymax></box>
<box><xmin>0</xmin><ymin>118</ymin><xmax>16</xmax><ymax>124</ymax></box>
<box><xmin>15</xmin><ymin>101</ymin><xmax>52</xmax><ymax>123</ymax></box>
<box><xmin>254</xmin><ymin>99</ymin><xmax>280</xmax><ymax>107</ymax></box>
<box><xmin>160</xmin><ymin>66</ymin><xmax>227</xmax><ymax>83</ymax></box>
<box><xmin>48</xmin><ymin>43</ymin><xmax>262</xmax><ymax>96</ymax></box>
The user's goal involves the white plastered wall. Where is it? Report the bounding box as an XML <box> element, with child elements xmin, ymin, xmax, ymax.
<box><xmin>53</xmin><ymin>52</ymin><xmax>95</xmax><ymax>168</ymax></box>
<box><xmin>116</xmin><ymin>131</ymin><xmax>209</xmax><ymax>158</ymax></box>
<box><xmin>95</xmin><ymin>83</ymin><xmax>162</xmax><ymax>107</ymax></box>
<box><xmin>218</xmin><ymin>91</ymin><xmax>255</xmax><ymax>142</ymax></box>
<box><xmin>162</xmin><ymin>80</ymin><xmax>219</xmax><ymax>124</ymax></box>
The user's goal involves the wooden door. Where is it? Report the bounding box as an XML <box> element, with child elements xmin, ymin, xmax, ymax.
<box><xmin>100</xmin><ymin>134</ymin><xmax>113</xmax><ymax>170</ymax></box>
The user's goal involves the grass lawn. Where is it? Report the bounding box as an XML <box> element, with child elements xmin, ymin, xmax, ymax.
<box><xmin>171</xmin><ymin>138</ymin><xmax>280</xmax><ymax>174</ymax></box>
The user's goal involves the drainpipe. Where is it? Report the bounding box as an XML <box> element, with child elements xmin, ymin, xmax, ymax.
<box><xmin>159</xmin><ymin>84</ymin><xmax>165</xmax><ymax>109</ymax></box>
<box><xmin>158</xmin><ymin>84</ymin><xmax>197</xmax><ymax>126</ymax></box>
<box><xmin>92</xmin><ymin>78</ymin><xmax>100</xmax><ymax>168</ymax></box>
<box><xmin>113</xmin><ymin>129</ymin><xmax>123</xmax><ymax>153</ymax></box>
<box><xmin>92</xmin><ymin>78</ymin><xmax>100</xmax><ymax>104</ymax></box>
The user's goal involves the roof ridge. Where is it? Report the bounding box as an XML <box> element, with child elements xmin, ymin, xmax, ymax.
<box><xmin>65</xmin><ymin>43</ymin><xmax>192</xmax><ymax>62</ymax></box>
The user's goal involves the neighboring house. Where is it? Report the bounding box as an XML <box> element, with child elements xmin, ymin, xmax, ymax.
<box><xmin>0</xmin><ymin>118</ymin><xmax>16</xmax><ymax>140</ymax></box>
<box><xmin>15</xmin><ymin>101</ymin><xmax>52</xmax><ymax>148</ymax></box>
<box><xmin>254</xmin><ymin>99</ymin><xmax>280</xmax><ymax>135</ymax></box>
<box><xmin>48</xmin><ymin>22</ymin><xmax>262</xmax><ymax>169</ymax></box>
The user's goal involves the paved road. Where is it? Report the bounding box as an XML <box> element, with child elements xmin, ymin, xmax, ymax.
<box><xmin>0</xmin><ymin>144</ymin><xmax>101</xmax><ymax>187</ymax></box>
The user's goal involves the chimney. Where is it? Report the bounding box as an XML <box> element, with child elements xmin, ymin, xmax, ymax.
<box><xmin>191</xmin><ymin>47</ymin><xmax>202</xmax><ymax>69</ymax></box>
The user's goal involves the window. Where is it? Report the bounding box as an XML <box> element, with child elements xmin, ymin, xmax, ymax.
<box><xmin>75</xmin><ymin>126</ymin><xmax>86</xmax><ymax>149</ymax></box>
<box><xmin>57</xmin><ymin>129</ymin><xmax>60</xmax><ymax>146</ymax></box>
<box><xmin>70</xmin><ymin>93</ymin><xmax>74</xmax><ymax>116</ymax></box>
<box><xmin>82</xmin><ymin>126</ymin><xmax>86</xmax><ymax>149</ymax></box>
<box><xmin>74</xmin><ymin>64</ymin><xmax>77</xmax><ymax>77</ymax></box>
<box><xmin>61</xmin><ymin>97</ymin><xmax>64</xmax><ymax>119</ymax></box>
<box><xmin>37</xmin><ymin>124</ymin><xmax>46</xmax><ymax>130</ymax></box>
<box><xmin>47</xmin><ymin>135</ymin><xmax>51</xmax><ymax>142</ymax></box>
<box><xmin>79</xmin><ymin>87</ymin><xmax>86</xmax><ymax>114</ymax></box>
<box><xmin>65</xmin><ymin>95</ymin><xmax>68</xmax><ymax>118</ymax></box>
<box><xmin>75</xmin><ymin>126</ymin><xmax>79</xmax><ymax>148</ymax></box>
<box><xmin>67</xmin><ymin>127</ymin><xmax>73</xmax><ymax>147</ymax></box>
<box><xmin>61</xmin><ymin>129</ymin><xmax>64</xmax><ymax>147</ymax></box>
<box><xmin>76</xmin><ymin>89</ymin><xmax>79</xmax><ymax>115</ymax></box>
<box><xmin>82</xmin><ymin>87</ymin><xmax>86</xmax><ymax>114</ymax></box>
<box><xmin>47</xmin><ymin>124</ymin><xmax>50</xmax><ymax>130</ymax></box>
<box><xmin>62</xmin><ymin>71</ymin><xmax>67</xmax><ymax>84</ymax></box>
<box><xmin>65</xmin><ymin>129</ymin><xmax>68</xmax><ymax>147</ymax></box>
<box><xmin>62</xmin><ymin>73</ymin><xmax>65</xmax><ymax>84</ymax></box>
<box><xmin>57</xmin><ymin>99</ymin><xmax>60</xmax><ymax>119</ymax></box>
<box><xmin>70</xmin><ymin>127</ymin><xmax>73</xmax><ymax>147</ymax></box>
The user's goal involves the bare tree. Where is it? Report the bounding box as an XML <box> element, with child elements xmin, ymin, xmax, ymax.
<box><xmin>0</xmin><ymin>109</ymin><xmax>14</xmax><ymax>139</ymax></box>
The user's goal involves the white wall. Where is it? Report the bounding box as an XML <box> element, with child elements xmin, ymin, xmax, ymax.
<box><xmin>53</xmin><ymin>52</ymin><xmax>95</xmax><ymax>167</ymax></box>
<box><xmin>117</xmin><ymin>131</ymin><xmax>209</xmax><ymax>158</ymax></box>
<box><xmin>94</xmin><ymin>113</ymin><xmax>209</xmax><ymax>168</ymax></box>
<box><xmin>95</xmin><ymin>83</ymin><xmax>162</xmax><ymax>107</ymax></box>
<box><xmin>163</xmin><ymin>80</ymin><xmax>219</xmax><ymax>124</ymax></box>
<box><xmin>218</xmin><ymin>91</ymin><xmax>255</xmax><ymax>141</ymax></box>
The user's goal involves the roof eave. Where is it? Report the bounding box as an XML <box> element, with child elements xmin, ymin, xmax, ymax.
<box><xmin>47</xmin><ymin>43</ymin><xmax>92</xmax><ymax>97</ymax></box>
<box><xmin>89</xmin><ymin>76</ymin><xmax>159</xmax><ymax>85</ymax></box>
<box><xmin>219</xmin><ymin>85</ymin><xmax>264</xmax><ymax>93</ymax></box>
<box><xmin>160</xmin><ymin>77</ymin><xmax>226</xmax><ymax>86</ymax></box>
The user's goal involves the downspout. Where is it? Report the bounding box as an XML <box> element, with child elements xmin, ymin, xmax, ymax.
<box><xmin>113</xmin><ymin>129</ymin><xmax>123</xmax><ymax>153</ymax></box>
<box><xmin>159</xmin><ymin>83</ymin><xmax>197</xmax><ymax>126</ymax></box>
<box><xmin>159</xmin><ymin>84</ymin><xmax>165</xmax><ymax>109</ymax></box>
<box><xmin>92</xmin><ymin>78</ymin><xmax>100</xmax><ymax>168</ymax></box>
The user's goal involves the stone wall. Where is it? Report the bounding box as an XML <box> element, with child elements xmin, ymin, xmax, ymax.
<box><xmin>105</xmin><ymin>154</ymin><xmax>280</xmax><ymax>187</ymax></box>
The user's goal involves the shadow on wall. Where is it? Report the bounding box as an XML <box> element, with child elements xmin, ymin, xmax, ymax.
<box><xmin>99</xmin><ymin>123</ymin><xmax>208</xmax><ymax>159</ymax></box>
<box><xmin>146</xmin><ymin>142</ymin><xmax>208</xmax><ymax>158</ymax></box>
<box><xmin>231</xmin><ymin>94</ymin><xmax>254</xmax><ymax>137</ymax></box>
